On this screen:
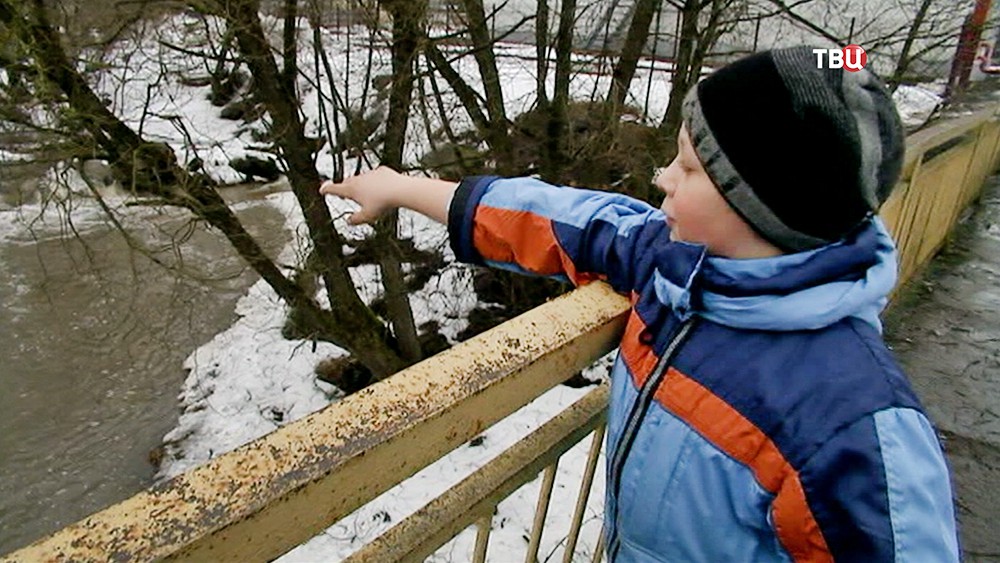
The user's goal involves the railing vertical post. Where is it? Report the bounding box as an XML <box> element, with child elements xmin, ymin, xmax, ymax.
<box><xmin>591</xmin><ymin>525</ymin><xmax>607</xmax><ymax>563</ymax></box>
<box><xmin>473</xmin><ymin>514</ymin><xmax>494</xmax><ymax>563</ymax></box>
<box><xmin>563</xmin><ymin>424</ymin><xmax>606</xmax><ymax>562</ymax></box>
<box><xmin>955</xmin><ymin>122</ymin><xmax>989</xmax><ymax>221</ymax></box>
<box><xmin>526</xmin><ymin>461</ymin><xmax>560</xmax><ymax>562</ymax></box>
<box><xmin>894</xmin><ymin>152</ymin><xmax>926</xmax><ymax>284</ymax></box>
<box><xmin>990</xmin><ymin>110</ymin><xmax>1000</xmax><ymax>167</ymax></box>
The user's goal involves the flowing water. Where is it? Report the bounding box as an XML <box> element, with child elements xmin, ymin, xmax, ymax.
<box><xmin>0</xmin><ymin>180</ymin><xmax>290</xmax><ymax>553</ymax></box>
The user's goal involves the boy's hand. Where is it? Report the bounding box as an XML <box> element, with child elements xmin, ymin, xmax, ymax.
<box><xmin>319</xmin><ymin>166</ymin><xmax>405</xmax><ymax>225</ymax></box>
<box><xmin>320</xmin><ymin>167</ymin><xmax>458</xmax><ymax>226</ymax></box>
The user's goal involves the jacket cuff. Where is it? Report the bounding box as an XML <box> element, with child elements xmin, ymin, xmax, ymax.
<box><xmin>448</xmin><ymin>175</ymin><xmax>499</xmax><ymax>265</ymax></box>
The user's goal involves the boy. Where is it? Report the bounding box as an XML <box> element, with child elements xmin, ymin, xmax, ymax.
<box><xmin>319</xmin><ymin>46</ymin><xmax>959</xmax><ymax>562</ymax></box>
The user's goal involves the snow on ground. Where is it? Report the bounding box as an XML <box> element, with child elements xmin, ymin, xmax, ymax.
<box><xmin>893</xmin><ymin>83</ymin><xmax>945</xmax><ymax>130</ymax></box>
<box><xmin>0</xmin><ymin>148</ymin><xmax>30</xmax><ymax>162</ymax></box>
<box><xmin>154</xmin><ymin>191</ymin><xmax>482</xmax><ymax>480</ymax></box>
<box><xmin>90</xmin><ymin>14</ymin><xmax>274</xmax><ymax>184</ymax></box>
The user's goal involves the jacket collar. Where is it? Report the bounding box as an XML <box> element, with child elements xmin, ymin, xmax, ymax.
<box><xmin>652</xmin><ymin>218</ymin><xmax>898</xmax><ymax>333</ymax></box>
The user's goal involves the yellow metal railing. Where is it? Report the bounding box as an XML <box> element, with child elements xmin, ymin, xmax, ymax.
<box><xmin>4</xmin><ymin>105</ymin><xmax>1000</xmax><ymax>563</ymax></box>
<box><xmin>2</xmin><ymin>282</ymin><xmax>630</xmax><ymax>562</ymax></box>
<box><xmin>882</xmin><ymin>106</ymin><xmax>1000</xmax><ymax>286</ymax></box>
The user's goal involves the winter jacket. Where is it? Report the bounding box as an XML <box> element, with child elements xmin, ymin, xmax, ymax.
<box><xmin>447</xmin><ymin>176</ymin><xmax>960</xmax><ymax>562</ymax></box>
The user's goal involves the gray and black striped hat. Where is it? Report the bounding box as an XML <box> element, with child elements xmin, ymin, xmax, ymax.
<box><xmin>681</xmin><ymin>45</ymin><xmax>904</xmax><ymax>252</ymax></box>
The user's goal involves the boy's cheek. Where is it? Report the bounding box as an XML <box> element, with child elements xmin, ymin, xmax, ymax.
<box><xmin>659</xmin><ymin>199</ymin><xmax>673</xmax><ymax>217</ymax></box>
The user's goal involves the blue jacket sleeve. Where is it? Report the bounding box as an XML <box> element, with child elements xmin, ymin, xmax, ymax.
<box><xmin>799</xmin><ymin>408</ymin><xmax>960</xmax><ymax>561</ymax></box>
<box><xmin>447</xmin><ymin>175</ymin><xmax>668</xmax><ymax>293</ymax></box>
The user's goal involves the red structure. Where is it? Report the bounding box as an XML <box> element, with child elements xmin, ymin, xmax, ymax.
<box><xmin>946</xmin><ymin>0</ymin><xmax>994</xmax><ymax>99</ymax></box>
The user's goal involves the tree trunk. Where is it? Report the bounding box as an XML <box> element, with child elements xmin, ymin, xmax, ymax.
<box><xmin>281</xmin><ymin>0</ymin><xmax>298</xmax><ymax>97</ymax></box>
<box><xmin>381</xmin><ymin>0</ymin><xmax>424</xmax><ymax>168</ymax></box>
<box><xmin>658</xmin><ymin>0</ymin><xmax>700</xmax><ymax>154</ymax></box>
<box><xmin>424</xmin><ymin>43</ymin><xmax>492</xmax><ymax>138</ymax></box>
<box><xmin>226</xmin><ymin>0</ymin><xmax>409</xmax><ymax>378</ymax></box>
<box><xmin>889</xmin><ymin>0</ymin><xmax>935</xmax><ymax>91</ymax></box>
<box><xmin>458</xmin><ymin>0</ymin><xmax>513</xmax><ymax>168</ymax></box>
<box><xmin>207</xmin><ymin>23</ymin><xmax>239</xmax><ymax>107</ymax></box>
<box><xmin>377</xmin><ymin>0</ymin><xmax>427</xmax><ymax>364</ymax></box>
<box><xmin>606</xmin><ymin>0</ymin><xmax>659</xmax><ymax>112</ymax></box>
<box><xmin>545</xmin><ymin>0</ymin><xmax>576</xmax><ymax>180</ymax></box>
<box><xmin>535</xmin><ymin>0</ymin><xmax>550</xmax><ymax>107</ymax></box>
<box><xmin>688</xmin><ymin>0</ymin><xmax>728</xmax><ymax>83</ymax></box>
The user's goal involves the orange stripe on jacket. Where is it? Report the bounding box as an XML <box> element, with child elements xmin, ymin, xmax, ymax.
<box><xmin>619</xmin><ymin>306</ymin><xmax>659</xmax><ymax>388</ymax></box>
<box><xmin>656</xmin><ymin>368</ymin><xmax>833</xmax><ymax>563</ymax></box>
<box><xmin>473</xmin><ymin>206</ymin><xmax>604</xmax><ymax>284</ymax></box>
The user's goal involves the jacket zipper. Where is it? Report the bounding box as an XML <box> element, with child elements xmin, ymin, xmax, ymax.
<box><xmin>606</xmin><ymin>318</ymin><xmax>696</xmax><ymax>561</ymax></box>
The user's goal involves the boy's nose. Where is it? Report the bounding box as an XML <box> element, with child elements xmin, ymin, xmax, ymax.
<box><xmin>653</xmin><ymin>164</ymin><xmax>677</xmax><ymax>196</ymax></box>
<box><xmin>652</xmin><ymin>167</ymin><xmax>667</xmax><ymax>184</ymax></box>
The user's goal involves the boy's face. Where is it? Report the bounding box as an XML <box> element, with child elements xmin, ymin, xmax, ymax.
<box><xmin>653</xmin><ymin>125</ymin><xmax>780</xmax><ymax>258</ymax></box>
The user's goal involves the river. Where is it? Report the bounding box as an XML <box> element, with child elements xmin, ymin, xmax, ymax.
<box><xmin>0</xmin><ymin>179</ymin><xmax>290</xmax><ymax>553</ymax></box>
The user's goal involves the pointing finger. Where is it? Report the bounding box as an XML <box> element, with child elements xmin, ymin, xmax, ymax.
<box><xmin>319</xmin><ymin>180</ymin><xmax>348</xmax><ymax>197</ymax></box>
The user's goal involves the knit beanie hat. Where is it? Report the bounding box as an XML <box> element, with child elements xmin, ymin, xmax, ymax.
<box><xmin>681</xmin><ymin>45</ymin><xmax>905</xmax><ymax>252</ymax></box>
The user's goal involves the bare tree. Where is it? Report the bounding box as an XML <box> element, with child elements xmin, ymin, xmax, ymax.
<box><xmin>376</xmin><ymin>0</ymin><xmax>427</xmax><ymax>363</ymax></box>
<box><xmin>535</xmin><ymin>0</ymin><xmax>550</xmax><ymax>108</ymax></box>
<box><xmin>457</xmin><ymin>0</ymin><xmax>514</xmax><ymax>167</ymax></box>
<box><xmin>547</xmin><ymin>0</ymin><xmax>577</xmax><ymax>178</ymax></box>
<box><xmin>884</xmin><ymin>0</ymin><xmax>962</xmax><ymax>88</ymax></box>
<box><xmin>0</xmin><ymin>0</ymin><xmax>420</xmax><ymax>385</ymax></box>
<box><xmin>606</xmin><ymin>0</ymin><xmax>660</xmax><ymax>113</ymax></box>
<box><xmin>657</xmin><ymin>0</ymin><xmax>738</xmax><ymax>170</ymax></box>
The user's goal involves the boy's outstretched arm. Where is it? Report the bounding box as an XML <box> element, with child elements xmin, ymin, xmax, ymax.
<box><xmin>319</xmin><ymin>167</ymin><xmax>457</xmax><ymax>225</ymax></box>
<box><xmin>320</xmin><ymin>168</ymin><xmax>673</xmax><ymax>293</ymax></box>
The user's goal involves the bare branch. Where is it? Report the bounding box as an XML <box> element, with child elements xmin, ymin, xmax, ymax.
<box><xmin>759</xmin><ymin>0</ymin><xmax>844</xmax><ymax>45</ymax></box>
